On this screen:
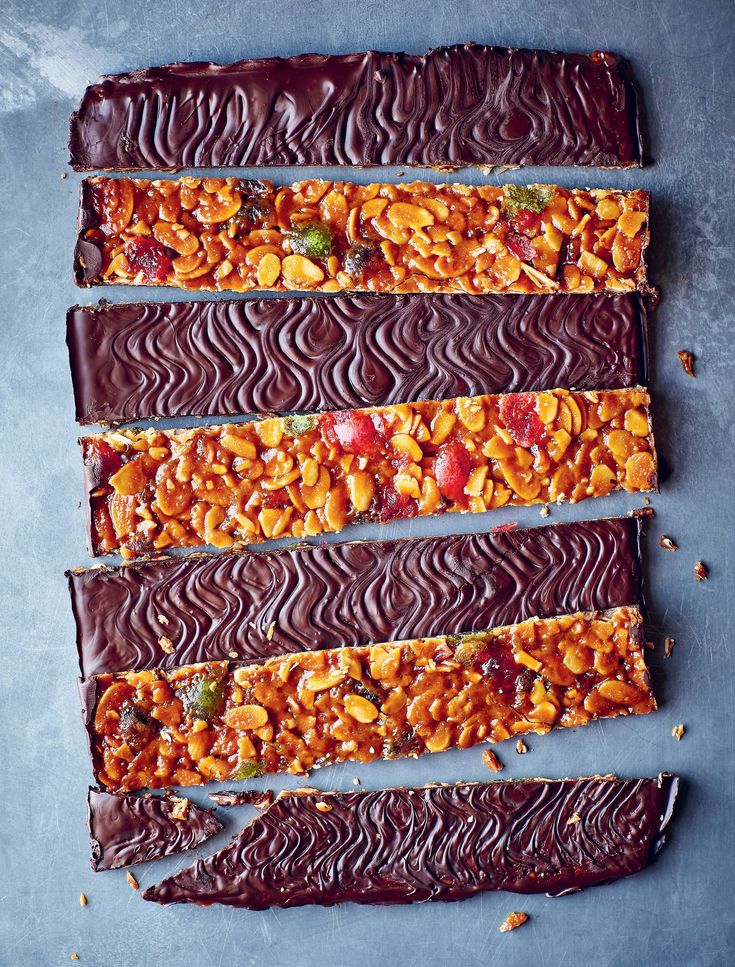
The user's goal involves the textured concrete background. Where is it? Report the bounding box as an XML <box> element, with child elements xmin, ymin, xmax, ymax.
<box><xmin>1</xmin><ymin>0</ymin><xmax>733</xmax><ymax>964</ymax></box>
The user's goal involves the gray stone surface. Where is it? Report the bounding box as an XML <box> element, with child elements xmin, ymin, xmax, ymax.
<box><xmin>0</xmin><ymin>0</ymin><xmax>733</xmax><ymax>964</ymax></box>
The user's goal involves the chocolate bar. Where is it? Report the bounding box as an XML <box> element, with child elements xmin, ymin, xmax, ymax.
<box><xmin>87</xmin><ymin>788</ymin><xmax>222</xmax><ymax>870</ymax></box>
<box><xmin>80</xmin><ymin>606</ymin><xmax>655</xmax><ymax>792</ymax></box>
<box><xmin>142</xmin><ymin>774</ymin><xmax>676</xmax><ymax>907</ymax></box>
<box><xmin>74</xmin><ymin>177</ymin><xmax>650</xmax><ymax>295</ymax></box>
<box><xmin>82</xmin><ymin>388</ymin><xmax>657</xmax><ymax>557</ymax></box>
<box><xmin>68</xmin><ymin>516</ymin><xmax>644</xmax><ymax>676</ymax></box>
<box><xmin>69</xmin><ymin>45</ymin><xmax>643</xmax><ymax>171</ymax></box>
<box><xmin>67</xmin><ymin>293</ymin><xmax>648</xmax><ymax>426</ymax></box>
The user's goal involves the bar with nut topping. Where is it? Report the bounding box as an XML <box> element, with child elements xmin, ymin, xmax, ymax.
<box><xmin>82</xmin><ymin>388</ymin><xmax>657</xmax><ymax>558</ymax></box>
<box><xmin>67</xmin><ymin>293</ymin><xmax>649</xmax><ymax>426</ymax></box>
<box><xmin>74</xmin><ymin>177</ymin><xmax>650</xmax><ymax>295</ymax></box>
<box><xmin>80</xmin><ymin>606</ymin><xmax>655</xmax><ymax>792</ymax></box>
<box><xmin>142</xmin><ymin>775</ymin><xmax>679</xmax><ymax>908</ymax></box>
<box><xmin>69</xmin><ymin>45</ymin><xmax>643</xmax><ymax>171</ymax></box>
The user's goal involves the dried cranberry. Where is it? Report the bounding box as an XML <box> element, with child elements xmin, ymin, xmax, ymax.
<box><xmin>473</xmin><ymin>639</ymin><xmax>526</xmax><ymax>696</ymax></box>
<box><xmin>84</xmin><ymin>440</ymin><xmax>122</xmax><ymax>488</ymax></box>
<box><xmin>321</xmin><ymin>410</ymin><xmax>379</xmax><ymax>455</ymax></box>
<box><xmin>435</xmin><ymin>442</ymin><xmax>471</xmax><ymax>502</ymax></box>
<box><xmin>512</xmin><ymin>208</ymin><xmax>542</xmax><ymax>235</ymax></box>
<box><xmin>375</xmin><ymin>484</ymin><xmax>417</xmax><ymax>522</ymax></box>
<box><xmin>125</xmin><ymin>237</ymin><xmax>172</xmax><ymax>282</ymax></box>
<box><xmin>506</xmin><ymin>233</ymin><xmax>537</xmax><ymax>262</ymax></box>
<box><xmin>497</xmin><ymin>393</ymin><xmax>548</xmax><ymax>448</ymax></box>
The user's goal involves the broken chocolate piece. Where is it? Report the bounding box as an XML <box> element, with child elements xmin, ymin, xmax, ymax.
<box><xmin>142</xmin><ymin>774</ymin><xmax>678</xmax><ymax>907</ymax></box>
<box><xmin>87</xmin><ymin>788</ymin><xmax>222</xmax><ymax>871</ymax></box>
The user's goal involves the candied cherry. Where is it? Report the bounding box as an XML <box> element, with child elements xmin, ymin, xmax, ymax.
<box><xmin>505</xmin><ymin>233</ymin><xmax>537</xmax><ymax>262</ymax></box>
<box><xmin>435</xmin><ymin>442</ymin><xmax>471</xmax><ymax>502</ymax></box>
<box><xmin>511</xmin><ymin>208</ymin><xmax>542</xmax><ymax>235</ymax></box>
<box><xmin>497</xmin><ymin>393</ymin><xmax>548</xmax><ymax>448</ymax></box>
<box><xmin>125</xmin><ymin>237</ymin><xmax>172</xmax><ymax>282</ymax></box>
<box><xmin>321</xmin><ymin>410</ymin><xmax>380</xmax><ymax>455</ymax></box>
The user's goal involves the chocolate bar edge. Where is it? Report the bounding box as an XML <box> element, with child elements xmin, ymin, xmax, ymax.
<box><xmin>140</xmin><ymin>773</ymin><xmax>678</xmax><ymax>907</ymax></box>
<box><xmin>87</xmin><ymin>787</ymin><xmax>223</xmax><ymax>871</ymax></box>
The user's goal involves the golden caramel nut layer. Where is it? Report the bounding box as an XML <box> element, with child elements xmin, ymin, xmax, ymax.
<box><xmin>82</xmin><ymin>606</ymin><xmax>655</xmax><ymax>793</ymax></box>
<box><xmin>74</xmin><ymin>177</ymin><xmax>650</xmax><ymax>295</ymax></box>
<box><xmin>82</xmin><ymin>388</ymin><xmax>657</xmax><ymax>558</ymax></box>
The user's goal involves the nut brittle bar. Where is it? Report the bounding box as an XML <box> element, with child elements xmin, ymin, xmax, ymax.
<box><xmin>142</xmin><ymin>775</ymin><xmax>678</xmax><ymax>908</ymax></box>
<box><xmin>87</xmin><ymin>788</ymin><xmax>222</xmax><ymax>871</ymax></box>
<box><xmin>74</xmin><ymin>177</ymin><xmax>650</xmax><ymax>295</ymax></box>
<box><xmin>81</xmin><ymin>606</ymin><xmax>655</xmax><ymax>792</ymax></box>
<box><xmin>82</xmin><ymin>388</ymin><xmax>657</xmax><ymax>557</ymax></box>
<box><xmin>69</xmin><ymin>44</ymin><xmax>643</xmax><ymax>171</ymax></box>
<box><xmin>67</xmin><ymin>293</ymin><xmax>648</xmax><ymax>426</ymax></box>
<box><xmin>68</xmin><ymin>516</ymin><xmax>644</xmax><ymax>676</ymax></box>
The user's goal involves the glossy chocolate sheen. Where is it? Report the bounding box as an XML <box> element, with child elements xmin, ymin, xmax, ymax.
<box><xmin>142</xmin><ymin>775</ymin><xmax>678</xmax><ymax>907</ymax></box>
<box><xmin>68</xmin><ymin>516</ymin><xmax>642</xmax><ymax>676</ymax></box>
<box><xmin>67</xmin><ymin>294</ymin><xmax>648</xmax><ymax>426</ymax></box>
<box><xmin>69</xmin><ymin>45</ymin><xmax>642</xmax><ymax>170</ymax></box>
<box><xmin>87</xmin><ymin>788</ymin><xmax>222</xmax><ymax>871</ymax></box>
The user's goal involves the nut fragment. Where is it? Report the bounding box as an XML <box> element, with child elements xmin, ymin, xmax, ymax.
<box><xmin>482</xmin><ymin>749</ymin><xmax>504</xmax><ymax>772</ymax></box>
<box><xmin>672</xmin><ymin>724</ymin><xmax>685</xmax><ymax>741</ymax></box>
<box><xmin>694</xmin><ymin>561</ymin><xmax>708</xmax><ymax>582</ymax></box>
<box><xmin>567</xmin><ymin>812</ymin><xmax>582</xmax><ymax>825</ymax></box>
<box><xmin>79</xmin><ymin>893</ymin><xmax>87</xmax><ymax>907</ymax></box>
<box><xmin>658</xmin><ymin>535</ymin><xmax>678</xmax><ymax>552</ymax></box>
<box><xmin>664</xmin><ymin>637</ymin><xmax>676</xmax><ymax>658</ymax></box>
<box><xmin>500</xmin><ymin>912</ymin><xmax>529</xmax><ymax>933</ymax></box>
<box><xmin>126</xmin><ymin>871</ymin><xmax>139</xmax><ymax>890</ymax></box>
<box><xmin>515</xmin><ymin>739</ymin><xmax>528</xmax><ymax>755</ymax></box>
<box><xmin>315</xmin><ymin>801</ymin><xmax>333</xmax><ymax>812</ymax></box>
<box><xmin>677</xmin><ymin>350</ymin><xmax>695</xmax><ymax>377</ymax></box>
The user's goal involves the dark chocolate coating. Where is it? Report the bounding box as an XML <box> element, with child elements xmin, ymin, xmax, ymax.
<box><xmin>67</xmin><ymin>294</ymin><xmax>648</xmax><ymax>426</ymax></box>
<box><xmin>68</xmin><ymin>516</ymin><xmax>642</xmax><ymax>676</ymax></box>
<box><xmin>142</xmin><ymin>775</ymin><xmax>677</xmax><ymax>907</ymax></box>
<box><xmin>69</xmin><ymin>45</ymin><xmax>642</xmax><ymax>171</ymax></box>
<box><xmin>87</xmin><ymin>788</ymin><xmax>222</xmax><ymax>871</ymax></box>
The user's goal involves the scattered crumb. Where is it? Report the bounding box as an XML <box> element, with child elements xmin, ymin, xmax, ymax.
<box><xmin>482</xmin><ymin>749</ymin><xmax>504</xmax><ymax>772</ymax></box>
<box><xmin>664</xmin><ymin>636</ymin><xmax>676</xmax><ymax>658</ymax></box>
<box><xmin>642</xmin><ymin>496</ymin><xmax>651</xmax><ymax>506</ymax></box>
<box><xmin>158</xmin><ymin>635</ymin><xmax>175</xmax><ymax>654</ymax></box>
<box><xmin>208</xmin><ymin>789</ymin><xmax>273</xmax><ymax>808</ymax></box>
<box><xmin>266</xmin><ymin>621</ymin><xmax>276</xmax><ymax>640</ymax></box>
<box><xmin>315</xmin><ymin>801</ymin><xmax>333</xmax><ymax>812</ymax></box>
<box><xmin>515</xmin><ymin>739</ymin><xmax>528</xmax><ymax>755</ymax></box>
<box><xmin>466</xmin><ymin>815</ymin><xmax>475</xmax><ymax>824</ymax></box>
<box><xmin>352</xmin><ymin>777</ymin><xmax>361</xmax><ymax>786</ymax></box>
<box><xmin>228</xmin><ymin>651</ymin><xmax>238</xmax><ymax>659</ymax></box>
<box><xmin>70</xmin><ymin>956</ymin><xmax>79</xmax><ymax>962</ymax></box>
<box><xmin>567</xmin><ymin>812</ymin><xmax>582</xmax><ymax>826</ymax></box>
<box><xmin>170</xmin><ymin>796</ymin><xmax>189</xmax><ymax>820</ymax></box>
<box><xmin>60</xmin><ymin>171</ymin><xmax>68</xmax><ymax>180</ymax></box>
<box><xmin>126</xmin><ymin>872</ymin><xmax>139</xmax><ymax>890</ymax></box>
<box><xmin>658</xmin><ymin>535</ymin><xmax>678</xmax><ymax>552</ymax></box>
<box><xmin>677</xmin><ymin>350</ymin><xmax>695</xmax><ymax>377</ymax></box>
<box><xmin>79</xmin><ymin>892</ymin><xmax>87</xmax><ymax>907</ymax></box>
<box><xmin>157</xmin><ymin>614</ymin><xmax>169</xmax><ymax>626</ymax></box>
<box><xmin>644</xmin><ymin>639</ymin><xmax>655</xmax><ymax>650</ymax></box>
<box><xmin>500</xmin><ymin>912</ymin><xmax>529</xmax><ymax>933</ymax></box>
<box><xmin>694</xmin><ymin>561</ymin><xmax>708</xmax><ymax>582</ymax></box>
<box><xmin>396</xmin><ymin>171</ymin><xmax>405</xmax><ymax>176</ymax></box>
<box><xmin>539</xmin><ymin>505</ymin><xmax>550</xmax><ymax>518</ymax></box>
<box><xmin>672</xmin><ymin>724</ymin><xmax>686</xmax><ymax>741</ymax></box>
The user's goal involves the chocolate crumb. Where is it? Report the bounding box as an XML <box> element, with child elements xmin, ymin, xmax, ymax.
<box><xmin>677</xmin><ymin>350</ymin><xmax>695</xmax><ymax>377</ymax></box>
<box><xmin>664</xmin><ymin>636</ymin><xmax>676</xmax><ymax>658</ymax></box>
<box><xmin>658</xmin><ymin>535</ymin><xmax>678</xmax><ymax>552</ymax></box>
<box><xmin>515</xmin><ymin>739</ymin><xmax>528</xmax><ymax>755</ymax></box>
<box><xmin>694</xmin><ymin>561</ymin><xmax>708</xmax><ymax>581</ymax></box>
<box><xmin>208</xmin><ymin>789</ymin><xmax>273</xmax><ymax>808</ymax></box>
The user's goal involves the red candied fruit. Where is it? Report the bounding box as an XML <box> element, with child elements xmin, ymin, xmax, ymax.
<box><xmin>435</xmin><ymin>442</ymin><xmax>471</xmax><ymax>502</ymax></box>
<box><xmin>473</xmin><ymin>638</ymin><xmax>528</xmax><ymax>696</ymax></box>
<box><xmin>125</xmin><ymin>238</ymin><xmax>172</xmax><ymax>282</ymax></box>
<box><xmin>84</xmin><ymin>439</ymin><xmax>123</xmax><ymax>488</ymax></box>
<box><xmin>512</xmin><ymin>208</ymin><xmax>542</xmax><ymax>235</ymax></box>
<box><xmin>497</xmin><ymin>393</ymin><xmax>548</xmax><ymax>448</ymax></box>
<box><xmin>505</xmin><ymin>233</ymin><xmax>537</xmax><ymax>262</ymax></box>
<box><xmin>321</xmin><ymin>410</ymin><xmax>382</xmax><ymax>455</ymax></box>
<box><xmin>375</xmin><ymin>483</ymin><xmax>417</xmax><ymax>523</ymax></box>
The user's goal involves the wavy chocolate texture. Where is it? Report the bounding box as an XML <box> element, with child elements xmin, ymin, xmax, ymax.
<box><xmin>87</xmin><ymin>788</ymin><xmax>222</xmax><ymax>871</ymax></box>
<box><xmin>68</xmin><ymin>516</ymin><xmax>642</xmax><ymax>676</ymax></box>
<box><xmin>142</xmin><ymin>775</ymin><xmax>677</xmax><ymax>907</ymax></box>
<box><xmin>69</xmin><ymin>45</ymin><xmax>642</xmax><ymax>170</ymax></box>
<box><xmin>67</xmin><ymin>294</ymin><xmax>647</xmax><ymax>425</ymax></box>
